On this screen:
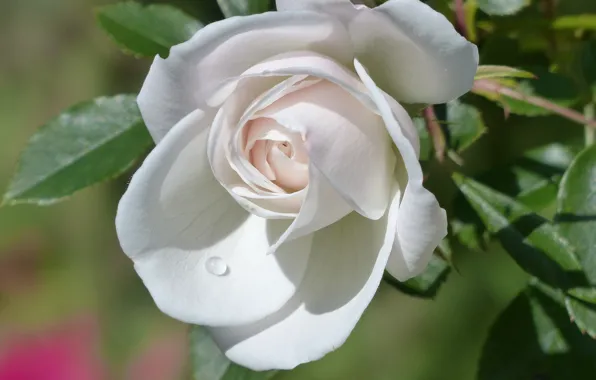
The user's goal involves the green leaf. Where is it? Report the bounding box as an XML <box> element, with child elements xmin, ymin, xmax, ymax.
<box><xmin>384</xmin><ymin>255</ymin><xmax>451</xmax><ymax>298</ymax></box>
<box><xmin>553</xmin><ymin>15</ymin><xmax>596</xmax><ymax>31</ymax></box>
<box><xmin>531</xmin><ymin>280</ymin><xmax>596</xmax><ymax>341</ymax></box>
<box><xmin>566</xmin><ymin>296</ymin><xmax>596</xmax><ymax>338</ymax></box>
<box><xmin>190</xmin><ymin>327</ymin><xmax>230</xmax><ymax>380</ymax></box>
<box><xmin>524</xmin><ymin>143</ymin><xmax>578</xmax><ymax>172</ymax></box>
<box><xmin>557</xmin><ymin>145</ymin><xmax>596</xmax><ymax>285</ymax></box>
<box><xmin>479</xmin><ymin>163</ymin><xmax>561</xmax><ymax>213</ymax></box>
<box><xmin>477</xmin><ymin>0</ymin><xmax>529</xmax><ymax>16</ymax></box>
<box><xmin>478</xmin><ymin>282</ymin><xmax>596</xmax><ymax>380</ymax></box>
<box><xmin>451</xmin><ymin>218</ymin><xmax>489</xmax><ymax>252</ymax></box>
<box><xmin>96</xmin><ymin>2</ymin><xmax>202</xmax><ymax>58</ymax></box>
<box><xmin>475</xmin><ymin>143</ymin><xmax>576</xmax><ymax>217</ymax></box>
<box><xmin>2</xmin><ymin>95</ymin><xmax>152</xmax><ymax>206</ymax></box>
<box><xmin>451</xmin><ymin>143</ymin><xmax>576</xmax><ymax>252</ymax></box>
<box><xmin>217</xmin><ymin>0</ymin><xmax>271</xmax><ymax>17</ymax></box>
<box><xmin>515</xmin><ymin>143</ymin><xmax>577</xmax><ymax>212</ymax></box>
<box><xmin>452</xmin><ymin>173</ymin><xmax>585</xmax><ymax>289</ymax></box>
<box><xmin>446</xmin><ymin>100</ymin><xmax>487</xmax><ymax>153</ymax></box>
<box><xmin>569</xmin><ymin>287</ymin><xmax>596</xmax><ymax>304</ymax></box>
<box><xmin>516</xmin><ymin>176</ymin><xmax>561</xmax><ymax>212</ymax></box>
<box><xmin>190</xmin><ymin>327</ymin><xmax>278</xmax><ymax>380</ymax></box>
<box><xmin>475</xmin><ymin>65</ymin><xmax>535</xmax><ymax>81</ymax></box>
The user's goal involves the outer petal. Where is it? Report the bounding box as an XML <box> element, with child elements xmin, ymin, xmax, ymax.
<box><xmin>355</xmin><ymin>59</ymin><xmax>448</xmax><ymax>281</ymax></box>
<box><xmin>292</xmin><ymin>0</ymin><xmax>477</xmax><ymax>104</ymax></box>
<box><xmin>116</xmin><ymin>110</ymin><xmax>312</xmax><ymax>327</ymax></box>
<box><xmin>351</xmin><ymin>0</ymin><xmax>478</xmax><ymax>104</ymax></box>
<box><xmin>209</xmin><ymin>187</ymin><xmax>401</xmax><ymax>371</ymax></box>
<box><xmin>137</xmin><ymin>11</ymin><xmax>352</xmax><ymax>142</ymax></box>
<box><xmin>389</xmin><ymin>171</ymin><xmax>448</xmax><ymax>280</ymax></box>
<box><xmin>276</xmin><ymin>0</ymin><xmax>351</xmax><ymax>12</ymax></box>
<box><xmin>214</xmin><ymin>51</ymin><xmax>377</xmax><ymax>112</ymax></box>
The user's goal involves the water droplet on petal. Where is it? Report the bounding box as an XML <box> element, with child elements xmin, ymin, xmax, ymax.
<box><xmin>205</xmin><ymin>256</ymin><xmax>228</xmax><ymax>276</ymax></box>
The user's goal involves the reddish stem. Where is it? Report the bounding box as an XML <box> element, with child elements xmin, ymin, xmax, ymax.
<box><xmin>424</xmin><ymin>106</ymin><xmax>446</xmax><ymax>162</ymax></box>
<box><xmin>454</xmin><ymin>0</ymin><xmax>468</xmax><ymax>38</ymax></box>
<box><xmin>473</xmin><ymin>79</ymin><xmax>596</xmax><ymax>129</ymax></box>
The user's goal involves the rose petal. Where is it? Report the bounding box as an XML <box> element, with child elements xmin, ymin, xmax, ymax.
<box><xmin>228</xmin><ymin>77</ymin><xmax>315</xmax><ymax>195</ymax></box>
<box><xmin>389</xmin><ymin>174</ymin><xmax>448</xmax><ymax>280</ymax></box>
<box><xmin>231</xmin><ymin>186</ymin><xmax>305</xmax><ymax>216</ymax></box>
<box><xmin>216</xmin><ymin>76</ymin><xmax>291</xmax><ymax>195</ymax></box>
<box><xmin>209</xmin><ymin>187</ymin><xmax>401</xmax><ymax>371</ymax></box>
<box><xmin>267</xmin><ymin>145</ymin><xmax>309</xmax><ymax>191</ymax></box>
<box><xmin>276</xmin><ymin>0</ymin><xmax>351</xmax><ymax>12</ymax></box>
<box><xmin>279</xmin><ymin>0</ymin><xmax>478</xmax><ymax>104</ymax></box>
<box><xmin>259</xmin><ymin>79</ymin><xmax>395</xmax><ymax>220</ymax></box>
<box><xmin>355</xmin><ymin>59</ymin><xmax>448</xmax><ymax>281</ymax></box>
<box><xmin>217</xmin><ymin>52</ymin><xmax>403</xmax><ymax>252</ymax></box>
<box><xmin>209</xmin><ymin>76</ymin><xmax>310</xmax><ymax>218</ymax></box>
<box><xmin>385</xmin><ymin>91</ymin><xmax>421</xmax><ymax>158</ymax></box>
<box><xmin>249</xmin><ymin>140</ymin><xmax>277</xmax><ymax>181</ymax></box>
<box><xmin>222</xmin><ymin>50</ymin><xmax>420</xmax><ymax>157</ymax></box>
<box><xmin>210</xmin><ymin>68</ymin><xmax>362</xmax><ymax>229</ymax></box>
<box><xmin>349</xmin><ymin>0</ymin><xmax>478</xmax><ymax>104</ymax></box>
<box><xmin>137</xmin><ymin>11</ymin><xmax>352</xmax><ymax>142</ymax></box>
<box><xmin>218</xmin><ymin>51</ymin><xmax>376</xmax><ymax>112</ymax></box>
<box><xmin>116</xmin><ymin>110</ymin><xmax>312</xmax><ymax>326</ymax></box>
<box><xmin>270</xmin><ymin>163</ymin><xmax>353</xmax><ymax>251</ymax></box>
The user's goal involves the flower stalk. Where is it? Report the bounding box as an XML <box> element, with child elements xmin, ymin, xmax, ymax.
<box><xmin>472</xmin><ymin>79</ymin><xmax>596</xmax><ymax>129</ymax></box>
<box><xmin>454</xmin><ymin>0</ymin><xmax>468</xmax><ymax>38</ymax></box>
<box><xmin>423</xmin><ymin>106</ymin><xmax>447</xmax><ymax>163</ymax></box>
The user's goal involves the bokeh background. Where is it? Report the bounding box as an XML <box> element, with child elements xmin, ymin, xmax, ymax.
<box><xmin>1</xmin><ymin>0</ymin><xmax>593</xmax><ymax>379</ymax></box>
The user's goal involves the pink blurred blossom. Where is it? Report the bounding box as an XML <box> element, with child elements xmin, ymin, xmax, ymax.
<box><xmin>0</xmin><ymin>317</ymin><xmax>104</xmax><ymax>380</ymax></box>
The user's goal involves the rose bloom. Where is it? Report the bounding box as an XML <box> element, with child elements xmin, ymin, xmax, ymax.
<box><xmin>116</xmin><ymin>0</ymin><xmax>478</xmax><ymax>371</ymax></box>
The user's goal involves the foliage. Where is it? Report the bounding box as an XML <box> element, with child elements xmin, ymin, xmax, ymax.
<box><xmin>190</xmin><ymin>328</ymin><xmax>278</xmax><ymax>380</ymax></box>
<box><xmin>2</xmin><ymin>95</ymin><xmax>152</xmax><ymax>206</ymax></box>
<box><xmin>4</xmin><ymin>0</ymin><xmax>596</xmax><ymax>378</ymax></box>
<box><xmin>96</xmin><ymin>3</ymin><xmax>202</xmax><ymax>58</ymax></box>
<box><xmin>216</xmin><ymin>0</ymin><xmax>272</xmax><ymax>17</ymax></box>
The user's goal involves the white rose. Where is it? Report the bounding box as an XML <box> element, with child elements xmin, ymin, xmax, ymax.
<box><xmin>116</xmin><ymin>0</ymin><xmax>477</xmax><ymax>371</ymax></box>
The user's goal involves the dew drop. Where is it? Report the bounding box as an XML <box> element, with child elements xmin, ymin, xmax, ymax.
<box><xmin>205</xmin><ymin>256</ymin><xmax>228</xmax><ymax>276</ymax></box>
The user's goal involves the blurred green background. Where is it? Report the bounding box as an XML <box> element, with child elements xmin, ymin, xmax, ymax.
<box><xmin>0</xmin><ymin>0</ymin><xmax>592</xmax><ymax>379</ymax></box>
